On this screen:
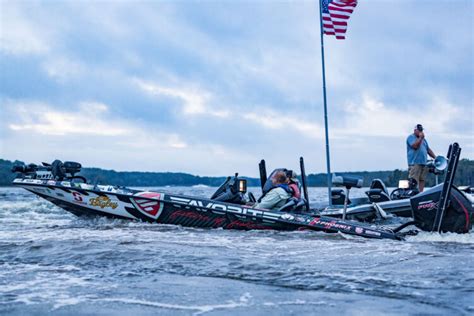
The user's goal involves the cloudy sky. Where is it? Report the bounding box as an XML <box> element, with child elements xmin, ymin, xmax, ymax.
<box><xmin>1</xmin><ymin>0</ymin><xmax>472</xmax><ymax>176</ymax></box>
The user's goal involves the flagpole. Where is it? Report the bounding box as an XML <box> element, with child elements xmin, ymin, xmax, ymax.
<box><xmin>318</xmin><ymin>0</ymin><xmax>333</xmax><ymax>206</ymax></box>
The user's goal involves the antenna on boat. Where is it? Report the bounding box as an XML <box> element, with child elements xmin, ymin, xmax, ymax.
<box><xmin>259</xmin><ymin>159</ymin><xmax>267</xmax><ymax>193</ymax></box>
<box><xmin>300</xmin><ymin>157</ymin><xmax>310</xmax><ymax>211</ymax></box>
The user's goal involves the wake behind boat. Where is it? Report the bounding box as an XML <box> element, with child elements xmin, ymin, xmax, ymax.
<box><xmin>11</xmin><ymin>143</ymin><xmax>473</xmax><ymax>241</ymax></box>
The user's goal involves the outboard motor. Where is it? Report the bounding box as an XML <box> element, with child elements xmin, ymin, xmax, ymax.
<box><xmin>12</xmin><ymin>159</ymin><xmax>85</xmax><ymax>183</ymax></box>
<box><xmin>51</xmin><ymin>160</ymin><xmax>82</xmax><ymax>180</ymax></box>
<box><xmin>51</xmin><ymin>160</ymin><xmax>66</xmax><ymax>180</ymax></box>
<box><xmin>366</xmin><ymin>179</ymin><xmax>390</xmax><ymax>203</ymax></box>
<box><xmin>64</xmin><ymin>161</ymin><xmax>82</xmax><ymax>176</ymax></box>
<box><xmin>411</xmin><ymin>184</ymin><xmax>473</xmax><ymax>233</ymax></box>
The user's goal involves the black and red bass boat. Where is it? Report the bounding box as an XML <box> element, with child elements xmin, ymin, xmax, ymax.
<box><xmin>11</xmin><ymin>143</ymin><xmax>472</xmax><ymax>240</ymax></box>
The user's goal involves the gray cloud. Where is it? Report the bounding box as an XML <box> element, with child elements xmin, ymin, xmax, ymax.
<box><xmin>1</xmin><ymin>0</ymin><xmax>472</xmax><ymax>176</ymax></box>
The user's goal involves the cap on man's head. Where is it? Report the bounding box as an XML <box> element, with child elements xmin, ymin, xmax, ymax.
<box><xmin>415</xmin><ymin>124</ymin><xmax>424</xmax><ymax>131</ymax></box>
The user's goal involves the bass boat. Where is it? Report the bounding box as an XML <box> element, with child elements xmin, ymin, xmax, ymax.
<box><xmin>11</xmin><ymin>143</ymin><xmax>472</xmax><ymax>240</ymax></box>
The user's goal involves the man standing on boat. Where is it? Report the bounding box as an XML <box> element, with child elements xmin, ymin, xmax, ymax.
<box><xmin>406</xmin><ymin>124</ymin><xmax>436</xmax><ymax>192</ymax></box>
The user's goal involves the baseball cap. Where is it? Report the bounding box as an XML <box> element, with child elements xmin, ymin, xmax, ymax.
<box><xmin>415</xmin><ymin>124</ymin><xmax>424</xmax><ymax>131</ymax></box>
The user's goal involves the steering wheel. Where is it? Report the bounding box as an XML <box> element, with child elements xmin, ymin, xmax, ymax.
<box><xmin>390</xmin><ymin>188</ymin><xmax>403</xmax><ymax>200</ymax></box>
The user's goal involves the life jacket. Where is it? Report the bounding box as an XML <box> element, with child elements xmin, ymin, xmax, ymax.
<box><xmin>257</xmin><ymin>183</ymin><xmax>292</xmax><ymax>202</ymax></box>
<box><xmin>275</xmin><ymin>183</ymin><xmax>292</xmax><ymax>193</ymax></box>
<box><xmin>288</xmin><ymin>182</ymin><xmax>301</xmax><ymax>199</ymax></box>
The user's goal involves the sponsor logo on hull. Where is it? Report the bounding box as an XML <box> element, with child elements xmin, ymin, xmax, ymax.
<box><xmin>169</xmin><ymin>196</ymin><xmax>283</xmax><ymax>223</ymax></box>
<box><xmin>364</xmin><ymin>230</ymin><xmax>382</xmax><ymax>237</ymax></box>
<box><xmin>309</xmin><ymin>218</ymin><xmax>353</xmax><ymax>232</ymax></box>
<box><xmin>89</xmin><ymin>196</ymin><xmax>118</xmax><ymax>209</ymax></box>
<box><xmin>131</xmin><ymin>192</ymin><xmax>165</xmax><ymax>220</ymax></box>
<box><xmin>417</xmin><ymin>200</ymin><xmax>439</xmax><ymax>211</ymax></box>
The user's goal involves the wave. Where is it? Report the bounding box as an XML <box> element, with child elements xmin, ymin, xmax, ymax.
<box><xmin>97</xmin><ymin>293</ymin><xmax>251</xmax><ymax>315</ymax></box>
<box><xmin>408</xmin><ymin>231</ymin><xmax>474</xmax><ymax>244</ymax></box>
<box><xmin>191</xmin><ymin>184</ymin><xmax>210</xmax><ymax>188</ymax></box>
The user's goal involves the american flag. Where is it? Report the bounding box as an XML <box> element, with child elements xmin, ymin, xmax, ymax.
<box><xmin>322</xmin><ymin>0</ymin><xmax>358</xmax><ymax>40</ymax></box>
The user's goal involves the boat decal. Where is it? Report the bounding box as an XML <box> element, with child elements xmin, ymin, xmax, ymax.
<box><xmin>364</xmin><ymin>230</ymin><xmax>382</xmax><ymax>237</ymax></box>
<box><xmin>309</xmin><ymin>218</ymin><xmax>353</xmax><ymax>232</ymax></box>
<box><xmin>168</xmin><ymin>210</ymin><xmax>226</xmax><ymax>226</ymax></box>
<box><xmin>226</xmin><ymin>220</ymin><xmax>273</xmax><ymax>230</ymax></box>
<box><xmin>170</xmin><ymin>196</ymin><xmax>191</xmax><ymax>203</ymax></box>
<box><xmin>294</xmin><ymin>216</ymin><xmax>308</xmax><ymax>223</ymax></box>
<box><xmin>23</xmin><ymin>179</ymin><xmax>43</xmax><ymax>184</ymax></box>
<box><xmin>168</xmin><ymin>196</ymin><xmax>282</xmax><ymax>221</ymax></box>
<box><xmin>130</xmin><ymin>192</ymin><xmax>165</xmax><ymax>220</ymax></box>
<box><xmin>89</xmin><ymin>196</ymin><xmax>118</xmax><ymax>209</ymax></box>
<box><xmin>71</xmin><ymin>191</ymin><xmax>88</xmax><ymax>205</ymax></box>
<box><xmin>417</xmin><ymin>200</ymin><xmax>438</xmax><ymax>211</ymax></box>
<box><xmin>280</xmin><ymin>213</ymin><xmax>295</xmax><ymax>221</ymax></box>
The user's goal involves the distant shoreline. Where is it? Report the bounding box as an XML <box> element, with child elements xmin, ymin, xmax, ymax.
<box><xmin>2</xmin><ymin>158</ymin><xmax>472</xmax><ymax>188</ymax></box>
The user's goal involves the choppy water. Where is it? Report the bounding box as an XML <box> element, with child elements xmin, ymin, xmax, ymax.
<box><xmin>1</xmin><ymin>186</ymin><xmax>473</xmax><ymax>315</ymax></box>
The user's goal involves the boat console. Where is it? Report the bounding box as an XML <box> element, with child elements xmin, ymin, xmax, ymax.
<box><xmin>211</xmin><ymin>165</ymin><xmax>308</xmax><ymax>213</ymax></box>
<box><xmin>210</xmin><ymin>173</ymin><xmax>248</xmax><ymax>204</ymax></box>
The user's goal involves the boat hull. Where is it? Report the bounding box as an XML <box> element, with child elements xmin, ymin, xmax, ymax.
<box><xmin>13</xmin><ymin>179</ymin><xmax>401</xmax><ymax>239</ymax></box>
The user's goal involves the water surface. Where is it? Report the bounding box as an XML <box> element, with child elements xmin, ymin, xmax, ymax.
<box><xmin>1</xmin><ymin>187</ymin><xmax>473</xmax><ymax>315</ymax></box>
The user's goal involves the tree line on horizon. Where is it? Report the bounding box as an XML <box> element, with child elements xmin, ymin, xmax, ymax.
<box><xmin>1</xmin><ymin>158</ymin><xmax>473</xmax><ymax>188</ymax></box>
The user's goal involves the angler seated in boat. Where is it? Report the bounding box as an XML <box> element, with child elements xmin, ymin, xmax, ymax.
<box><xmin>210</xmin><ymin>169</ymin><xmax>306</xmax><ymax>212</ymax></box>
<box><xmin>253</xmin><ymin>170</ymin><xmax>306</xmax><ymax>212</ymax></box>
<box><xmin>253</xmin><ymin>171</ymin><xmax>292</xmax><ymax>211</ymax></box>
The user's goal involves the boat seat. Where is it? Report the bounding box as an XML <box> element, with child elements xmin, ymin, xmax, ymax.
<box><xmin>331</xmin><ymin>189</ymin><xmax>350</xmax><ymax>205</ymax></box>
<box><xmin>332</xmin><ymin>175</ymin><xmax>363</xmax><ymax>189</ymax></box>
<box><xmin>366</xmin><ymin>179</ymin><xmax>390</xmax><ymax>203</ymax></box>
